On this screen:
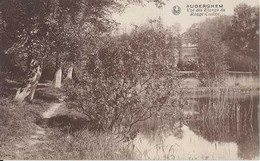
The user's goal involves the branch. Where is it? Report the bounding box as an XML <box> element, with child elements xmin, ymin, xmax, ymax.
<box><xmin>5</xmin><ymin>36</ymin><xmax>29</xmax><ymax>54</ymax></box>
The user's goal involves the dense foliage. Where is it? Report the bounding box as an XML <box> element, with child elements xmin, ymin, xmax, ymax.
<box><xmin>0</xmin><ymin>0</ymin><xmax>166</xmax><ymax>81</ymax></box>
<box><xmin>182</xmin><ymin>4</ymin><xmax>259</xmax><ymax>86</ymax></box>
<box><xmin>183</xmin><ymin>4</ymin><xmax>259</xmax><ymax>72</ymax></box>
<box><xmin>182</xmin><ymin>17</ymin><xmax>230</xmax><ymax>86</ymax></box>
<box><xmin>65</xmin><ymin>22</ymin><xmax>180</xmax><ymax>134</ymax></box>
<box><xmin>224</xmin><ymin>3</ymin><xmax>259</xmax><ymax>71</ymax></box>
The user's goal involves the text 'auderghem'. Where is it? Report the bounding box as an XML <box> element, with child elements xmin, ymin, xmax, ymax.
<box><xmin>187</xmin><ymin>4</ymin><xmax>224</xmax><ymax>8</ymax></box>
<box><xmin>186</xmin><ymin>4</ymin><xmax>225</xmax><ymax>16</ymax></box>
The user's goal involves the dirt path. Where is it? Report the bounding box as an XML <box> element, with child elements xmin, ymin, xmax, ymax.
<box><xmin>42</xmin><ymin>103</ymin><xmax>63</xmax><ymax>118</ymax></box>
<box><xmin>13</xmin><ymin>102</ymin><xmax>64</xmax><ymax>158</ymax></box>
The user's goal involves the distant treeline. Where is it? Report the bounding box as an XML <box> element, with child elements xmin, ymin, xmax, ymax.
<box><xmin>179</xmin><ymin>3</ymin><xmax>259</xmax><ymax>72</ymax></box>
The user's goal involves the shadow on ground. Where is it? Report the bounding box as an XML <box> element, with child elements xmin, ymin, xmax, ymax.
<box><xmin>35</xmin><ymin>115</ymin><xmax>92</xmax><ymax>134</ymax></box>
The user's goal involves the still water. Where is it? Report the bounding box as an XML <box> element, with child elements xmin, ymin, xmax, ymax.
<box><xmin>132</xmin><ymin>93</ymin><xmax>259</xmax><ymax>159</ymax></box>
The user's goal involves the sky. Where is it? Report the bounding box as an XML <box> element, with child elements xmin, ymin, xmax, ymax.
<box><xmin>112</xmin><ymin>0</ymin><xmax>259</xmax><ymax>34</ymax></box>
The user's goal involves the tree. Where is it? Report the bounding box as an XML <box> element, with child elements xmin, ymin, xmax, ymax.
<box><xmin>65</xmin><ymin>21</ymin><xmax>180</xmax><ymax>134</ymax></box>
<box><xmin>196</xmin><ymin>17</ymin><xmax>231</xmax><ymax>86</ymax></box>
<box><xmin>183</xmin><ymin>16</ymin><xmax>231</xmax><ymax>86</ymax></box>
<box><xmin>224</xmin><ymin>4</ymin><xmax>259</xmax><ymax>72</ymax></box>
<box><xmin>196</xmin><ymin>40</ymin><xmax>229</xmax><ymax>87</ymax></box>
<box><xmin>1</xmin><ymin>0</ymin><xmax>54</xmax><ymax>102</ymax></box>
<box><xmin>0</xmin><ymin>0</ymin><xmax>166</xmax><ymax>102</ymax></box>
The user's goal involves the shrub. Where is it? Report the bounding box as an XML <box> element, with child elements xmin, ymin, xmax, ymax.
<box><xmin>65</xmin><ymin>22</ymin><xmax>180</xmax><ymax>134</ymax></box>
<box><xmin>196</xmin><ymin>41</ymin><xmax>229</xmax><ymax>87</ymax></box>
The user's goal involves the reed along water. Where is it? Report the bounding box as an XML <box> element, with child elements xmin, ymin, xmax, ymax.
<box><xmin>130</xmin><ymin>90</ymin><xmax>259</xmax><ymax>159</ymax></box>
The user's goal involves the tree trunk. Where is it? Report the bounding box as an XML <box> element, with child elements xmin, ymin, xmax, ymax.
<box><xmin>66</xmin><ymin>66</ymin><xmax>73</xmax><ymax>79</ymax></box>
<box><xmin>0</xmin><ymin>65</ymin><xmax>3</xmax><ymax>97</ymax></box>
<box><xmin>14</xmin><ymin>60</ymin><xmax>42</xmax><ymax>103</ymax></box>
<box><xmin>53</xmin><ymin>67</ymin><xmax>62</xmax><ymax>88</ymax></box>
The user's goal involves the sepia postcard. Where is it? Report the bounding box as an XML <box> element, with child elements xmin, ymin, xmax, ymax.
<box><xmin>0</xmin><ymin>0</ymin><xmax>259</xmax><ymax>160</ymax></box>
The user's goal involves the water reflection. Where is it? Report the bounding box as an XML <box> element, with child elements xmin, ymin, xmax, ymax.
<box><xmin>132</xmin><ymin>94</ymin><xmax>259</xmax><ymax>159</ymax></box>
<box><xmin>134</xmin><ymin>124</ymin><xmax>238</xmax><ymax>159</ymax></box>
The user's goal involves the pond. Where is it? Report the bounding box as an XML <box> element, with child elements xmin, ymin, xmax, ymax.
<box><xmin>131</xmin><ymin>92</ymin><xmax>259</xmax><ymax>159</ymax></box>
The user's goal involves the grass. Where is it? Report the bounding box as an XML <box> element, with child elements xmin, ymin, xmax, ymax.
<box><xmin>0</xmin><ymin>96</ymin><xmax>135</xmax><ymax>159</ymax></box>
<box><xmin>183</xmin><ymin>91</ymin><xmax>259</xmax><ymax>159</ymax></box>
<box><xmin>0</xmin><ymin>97</ymin><xmax>50</xmax><ymax>158</ymax></box>
<box><xmin>179</xmin><ymin>71</ymin><xmax>259</xmax><ymax>88</ymax></box>
<box><xmin>1</xmin><ymin>77</ymin><xmax>258</xmax><ymax>159</ymax></box>
<box><xmin>36</xmin><ymin>101</ymin><xmax>135</xmax><ymax>159</ymax></box>
<box><xmin>43</xmin><ymin>129</ymin><xmax>135</xmax><ymax>159</ymax></box>
<box><xmin>225</xmin><ymin>72</ymin><xmax>259</xmax><ymax>87</ymax></box>
<box><xmin>0</xmin><ymin>80</ymin><xmax>135</xmax><ymax>159</ymax></box>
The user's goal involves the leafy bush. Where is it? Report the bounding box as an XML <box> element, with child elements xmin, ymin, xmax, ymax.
<box><xmin>196</xmin><ymin>41</ymin><xmax>229</xmax><ymax>87</ymax></box>
<box><xmin>65</xmin><ymin>22</ymin><xmax>180</xmax><ymax>134</ymax></box>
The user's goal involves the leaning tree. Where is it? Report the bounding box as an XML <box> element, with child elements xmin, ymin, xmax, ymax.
<box><xmin>0</xmin><ymin>0</ymin><xmax>166</xmax><ymax>102</ymax></box>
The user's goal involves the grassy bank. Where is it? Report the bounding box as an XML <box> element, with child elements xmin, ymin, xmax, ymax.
<box><xmin>179</xmin><ymin>86</ymin><xmax>259</xmax><ymax>99</ymax></box>
<box><xmin>43</xmin><ymin>129</ymin><xmax>134</xmax><ymax>159</ymax></box>
<box><xmin>0</xmin><ymin>97</ymin><xmax>135</xmax><ymax>159</ymax></box>
<box><xmin>1</xmin><ymin>80</ymin><xmax>258</xmax><ymax>159</ymax></box>
<box><xmin>0</xmin><ymin>97</ymin><xmax>49</xmax><ymax>158</ymax></box>
<box><xmin>179</xmin><ymin>71</ymin><xmax>259</xmax><ymax>87</ymax></box>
